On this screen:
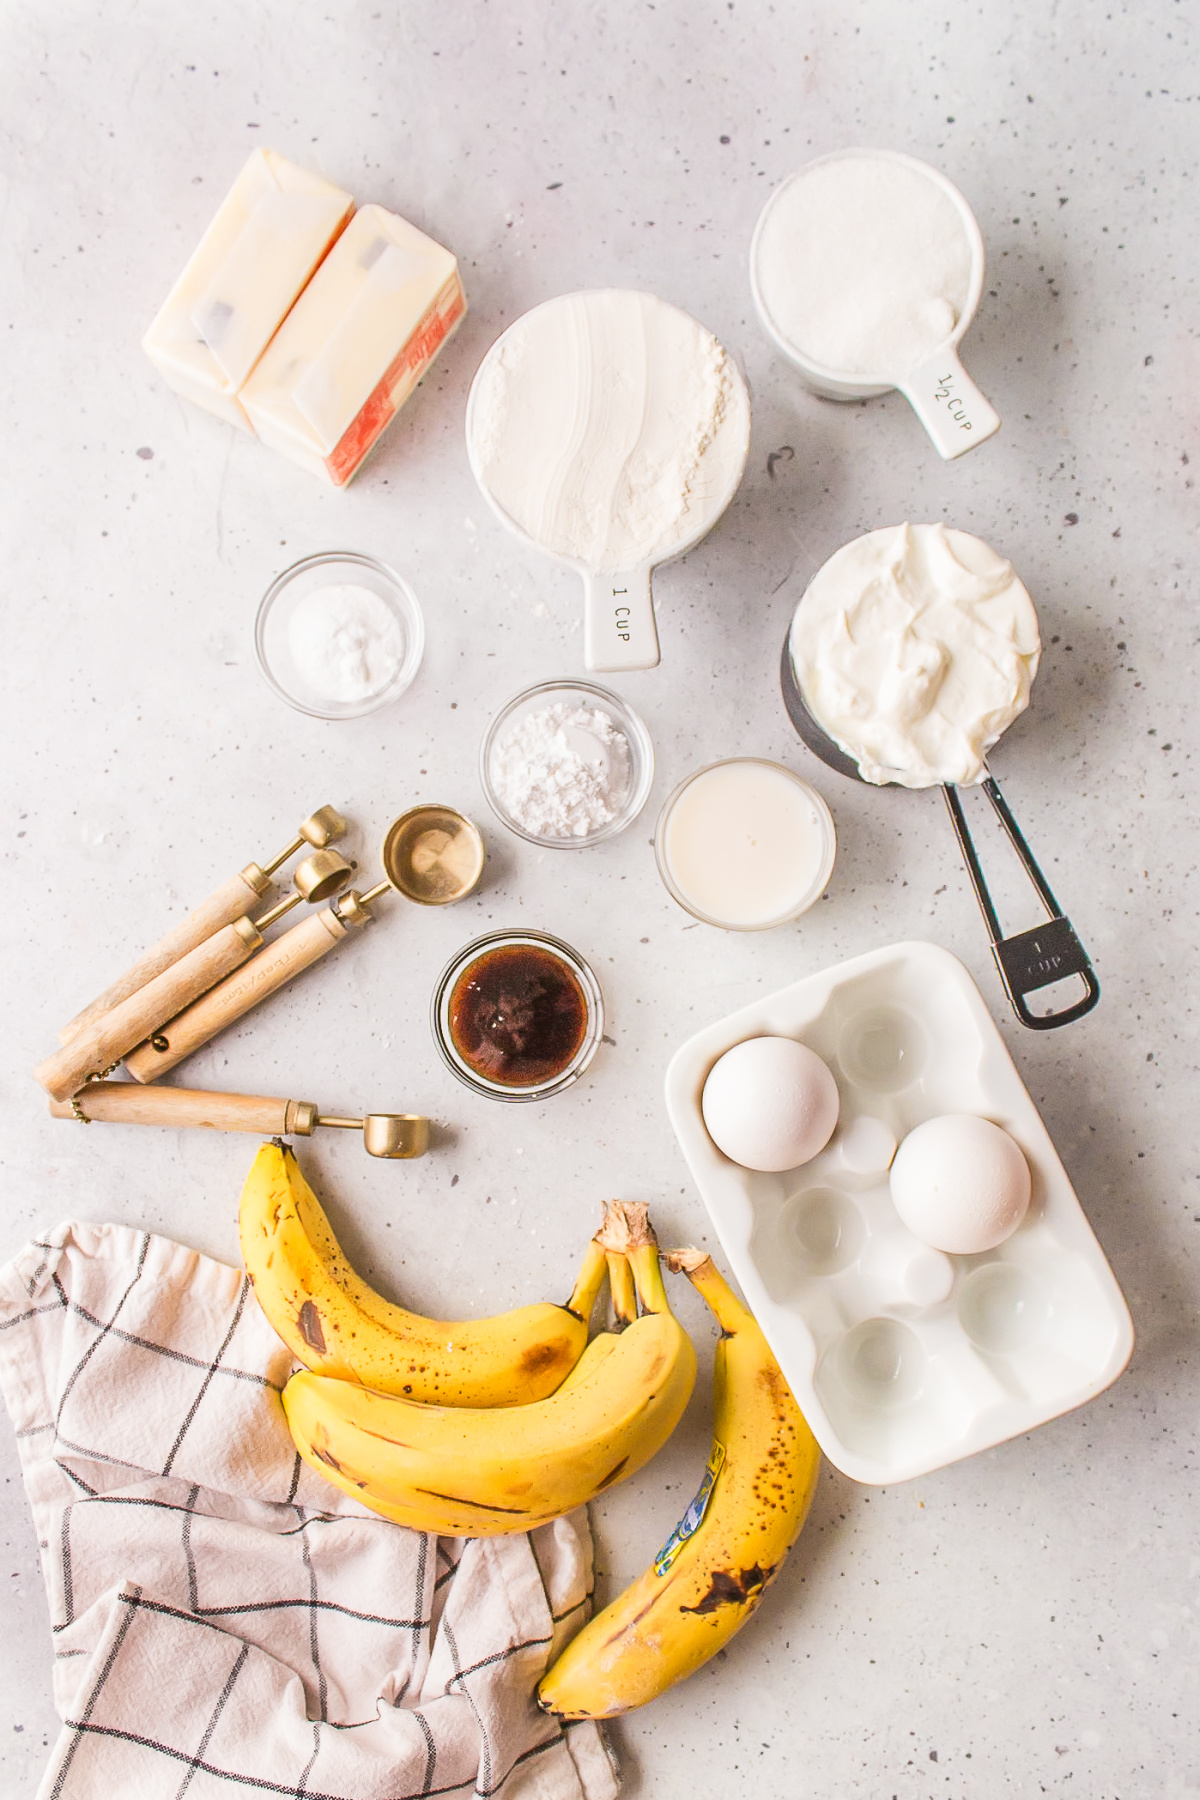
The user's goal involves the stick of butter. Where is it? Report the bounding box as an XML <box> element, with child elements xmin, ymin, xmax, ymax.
<box><xmin>239</xmin><ymin>204</ymin><xmax>467</xmax><ymax>484</ymax></box>
<box><xmin>143</xmin><ymin>149</ymin><xmax>354</xmax><ymax>432</ymax></box>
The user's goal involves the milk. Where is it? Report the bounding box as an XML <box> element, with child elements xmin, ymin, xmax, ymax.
<box><xmin>657</xmin><ymin>760</ymin><xmax>835</xmax><ymax>930</ymax></box>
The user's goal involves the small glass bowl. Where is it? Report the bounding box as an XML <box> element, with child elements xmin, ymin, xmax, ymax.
<box><xmin>255</xmin><ymin>551</ymin><xmax>425</xmax><ymax>720</ymax></box>
<box><xmin>479</xmin><ymin>678</ymin><xmax>654</xmax><ymax>847</ymax></box>
<box><xmin>654</xmin><ymin>757</ymin><xmax>837</xmax><ymax>931</ymax></box>
<box><xmin>431</xmin><ymin>929</ymin><xmax>605</xmax><ymax>1103</ymax></box>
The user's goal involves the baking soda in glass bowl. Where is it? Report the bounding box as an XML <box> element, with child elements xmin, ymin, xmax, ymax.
<box><xmin>255</xmin><ymin>551</ymin><xmax>424</xmax><ymax>720</ymax></box>
<box><xmin>287</xmin><ymin>584</ymin><xmax>405</xmax><ymax>704</ymax></box>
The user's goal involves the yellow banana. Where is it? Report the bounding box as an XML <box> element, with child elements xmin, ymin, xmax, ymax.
<box><xmin>302</xmin><ymin>1263</ymin><xmax>636</xmax><ymax>1536</ymax></box>
<box><xmin>537</xmin><ymin>1247</ymin><xmax>821</xmax><ymax>1720</ymax></box>
<box><xmin>607</xmin><ymin>1249</ymin><xmax>638</xmax><ymax>1329</ymax></box>
<box><xmin>281</xmin><ymin>1206</ymin><xmax>696</xmax><ymax>1537</ymax></box>
<box><xmin>240</xmin><ymin>1141</ymin><xmax>606</xmax><ymax>1405</ymax></box>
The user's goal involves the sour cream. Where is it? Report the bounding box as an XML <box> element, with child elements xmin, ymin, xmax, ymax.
<box><xmin>788</xmin><ymin>523</ymin><xmax>1041</xmax><ymax>789</ymax></box>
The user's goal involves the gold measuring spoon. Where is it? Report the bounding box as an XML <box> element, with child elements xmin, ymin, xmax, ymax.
<box><xmin>35</xmin><ymin>850</ymin><xmax>353</xmax><ymax>1102</ymax></box>
<box><xmin>49</xmin><ymin>1081</ymin><xmax>428</xmax><ymax>1159</ymax></box>
<box><xmin>59</xmin><ymin>805</ymin><xmax>348</xmax><ymax>1044</ymax></box>
<box><xmin>124</xmin><ymin>806</ymin><xmax>485</xmax><ymax>1084</ymax></box>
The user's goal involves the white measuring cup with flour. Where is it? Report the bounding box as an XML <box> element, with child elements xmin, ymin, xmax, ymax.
<box><xmin>751</xmin><ymin>148</ymin><xmax>999</xmax><ymax>460</ymax></box>
<box><xmin>465</xmin><ymin>290</ymin><xmax>751</xmax><ymax>672</ymax></box>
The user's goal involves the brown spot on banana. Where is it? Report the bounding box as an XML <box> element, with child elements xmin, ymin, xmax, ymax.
<box><xmin>296</xmin><ymin>1300</ymin><xmax>327</xmax><ymax>1355</ymax></box>
<box><xmin>679</xmin><ymin>1562</ymin><xmax>775</xmax><ymax>1615</ymax></box>
<box><xmin>354</xmin><ymin>1425</ymin><xmax>416</xmax><ymax>1449</ymax></box>
<box><xmin>520</xmin><ymin>1337</ymin><xmax>571</xmax><ymax>1378</ymax></box>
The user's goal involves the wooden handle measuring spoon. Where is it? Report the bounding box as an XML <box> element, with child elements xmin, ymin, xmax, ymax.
<box><xmin>35</xmin><ymin>852</ymin><xmax>352</xmax><ymax>1101</ymax></box>
<box><xmin>57</xmin><ymin>806</ymin><xmax>346</xmax><ymax>1044</ymax></box>
<box><xmin>50</xmin><ymin>1082</ymin><xmax>305</xmax><ymax>1134</ymax></box>
<box><xmin>49</xmin><ymin>1081</ymin><xmax>428</xmax><ymax>1158</ymax></box>
<box><xmin>124</xmin><ymin>806</ymin><xmax>486</xmax><ymax>1084</ymax></box>
<box><xmin>124</xmin><ymin>902</ymin><xmax>362</xmax><ymax>1082</ymax></box>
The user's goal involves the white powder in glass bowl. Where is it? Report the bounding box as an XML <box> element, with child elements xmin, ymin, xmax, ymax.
<box><xmin>490</xmin><ymin>703</ymin><xmax>632</xmax><ymax>840</ymax></box>
<box><xmin>287</xmin><ymin>583</ymin><xmax>405</xmax><ymax>704</ymax></box>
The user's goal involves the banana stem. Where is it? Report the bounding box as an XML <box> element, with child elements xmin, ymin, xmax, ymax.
<box><xmin>567</xmin><ymin>1237</ymin><xmax>609</xmax><ymax>1322</ymax></box>
<box><xmin>664</xmin><ymin>1248</ymin><xmax>751</xmax><ymax>1336</ymax></box>
<box><xmin>595</xmin><ymin>1199</ymin><xmax>654</xmax><ymax>1256</ymax></box>
<box><xmin>607</xmin><ymin>1251</ymin><xmax>638</xmax><ymax>1328</ymax></box>
<box><xmin>627</xmin><ymin>1242</ymin><xmax>670</xmax><ymax>1317</ymax></box>
<box><xmin>596</xmin><ymin>1203</ymin><xmax>672</xmax><ymax>1316</ymax></box>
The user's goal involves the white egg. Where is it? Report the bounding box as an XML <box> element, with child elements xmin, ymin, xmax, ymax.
<box><xmin>889</xmin><ymin>1114</ymin><xmax>1031</xmax><ymax>1255</ymax></box>
<box><xmin>702</xmin><ymin>1036</ymin><xmax>840</xmax><ymax>1172</ymax></box>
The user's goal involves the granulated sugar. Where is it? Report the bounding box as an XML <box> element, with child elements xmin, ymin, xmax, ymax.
<box><xmin>490</xmin><ymin>702</ymin><xmax>632</xmax><ymax>840</ymax></box>
<box><xmin>754</xmin><ymin>154</ymin><xmax>974</xmax><ymax>376</ymax></box>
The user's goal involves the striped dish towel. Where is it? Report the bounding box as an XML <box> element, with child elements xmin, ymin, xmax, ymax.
<box><xmin>0</xmin><ymin>1220</ymin><xmax>620</xmax><ymax>1800</ymax></box>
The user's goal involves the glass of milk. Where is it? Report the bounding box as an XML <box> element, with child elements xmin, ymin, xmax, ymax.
<box><xmin>750</xmin><ymin>148</ymin><xmax>999</xmax><ymax>460</ymax></box>
<box><xmin>654</xmin><ymin>758</ymin><xmax>836</xmax><ymax>930</ymax></box>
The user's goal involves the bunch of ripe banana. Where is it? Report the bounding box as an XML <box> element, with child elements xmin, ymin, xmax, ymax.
<box><xmin>239</xmin><ymin>1143</ymin><xmax>821</xmax><ymax>1713</ymax></box>
<box><xmin>240</xmin><ymin>1144</ymin><xmax>696</xmax><ymax>1535</ymax></box>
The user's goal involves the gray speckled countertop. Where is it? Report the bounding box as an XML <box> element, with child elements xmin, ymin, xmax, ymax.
<box><xmin>1</xmin><ymin>1</ymin><xmax>1196</xmax><ymax>1794</ymax></box>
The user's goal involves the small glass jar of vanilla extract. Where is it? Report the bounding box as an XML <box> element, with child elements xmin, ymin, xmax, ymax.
<box><xmin>431</xmin><ymin>930</ymin><xmax>604</xmax><ymax>1102</ymax></box>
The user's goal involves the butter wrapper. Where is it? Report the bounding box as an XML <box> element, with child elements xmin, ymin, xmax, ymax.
<box><xmin>240</xmin><ymin>204</ymin><xmax>466</xmax><ymax>483</ymax></box>
<box><xmin>143</xmin><ymin>149</ymin><xmax>354</xmax><ymax>431</ymax></box>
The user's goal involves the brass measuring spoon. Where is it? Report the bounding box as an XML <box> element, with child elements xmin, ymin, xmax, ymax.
<box><xmin>59</xmin><ymin>805</ymin><xmax>348</xmax><ymax>1044</ymax></box>
<box><xmin>35</xmin><ymin>850</ymin><xmax>354</xmax><ymax>1102</ymax></box>
<box><xmin>49</xmin><ymin>1081</ymin><xmax>429</xmax><ymax>1159</ymax></box>
<box><xmin>124</xmin><ymin>806</ymin><xmax>486</xmax><ymax>1084</ymax></box>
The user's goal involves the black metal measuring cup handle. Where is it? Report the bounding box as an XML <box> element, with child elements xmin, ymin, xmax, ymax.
<box><xmin>942</xmin><ymin>778</ymin><xmax>1100</xmax><ymax>1030</ymax></box>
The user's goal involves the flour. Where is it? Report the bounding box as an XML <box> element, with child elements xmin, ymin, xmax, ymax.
<box><xmin>490</xmin><ymin>702</ymin><xmax>632</xmax><ymax>840</ymax></box>
<box><xmin>468</xmin><ymin>290</ymin><xmax>746</xmax><ymax>570</ymax></box>
<box><xmin>754</xmin><ymin>154</ymin><xmax>975</xmax><ymax>376</ymax></box>
<box><xmin>287</xmin><ymin>583</ymin><xmax>404</xmax><ymax>704</ymax></box>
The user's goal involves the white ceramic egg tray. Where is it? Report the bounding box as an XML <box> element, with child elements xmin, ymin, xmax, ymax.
<box><xmin>664</xmin><ymin>940</ymin><xmax>1134</xmax><ymax>1484</ymax></box>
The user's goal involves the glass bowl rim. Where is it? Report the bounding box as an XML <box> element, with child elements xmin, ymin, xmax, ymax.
<box><xmin>430</xmin><ymin>927</ymin><xmax>605</xmax><ymax>1102</ymax></box>
<box><xmin>254</xmin><ymin>549</ymin><xmax>426</xmax><ymax>721</ymax></box>
<box><xmin>654</xmin><ymin>755</ymin><xmax>837</xmax><ymax>931</ymax></box>
<box><xmin>478</xmin><ymin>677</ymin><xmax>655</xmax><ymax>847</ymax></box>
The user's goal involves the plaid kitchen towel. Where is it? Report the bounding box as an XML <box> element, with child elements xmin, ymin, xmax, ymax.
<box><xmin>0</xmin><ymin>1220</ymin><xmax>621</xmax><ymax>1800</ymax></box>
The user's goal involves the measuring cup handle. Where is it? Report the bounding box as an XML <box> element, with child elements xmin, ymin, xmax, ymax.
<box><xmin>124</xmin><ymin>907</ymin><xmax>348</xmax><ymax>1083</ymax></box>
<box><xmin>942</xmin><ymin>781</ymin><xmax>1100</xmax><ymax>1031</ymax></box>
<box><xmin>57</xmin><ymin>869</ymin><xmax>269</xmax><ymax>1045</ymax></box>
<box><xmin>899</xmin><ymin>348</ymin><xmax>1000</xmax><ymax>461</ymax></box>
<box><xmin>583</xmin><ymin>568</ymin><xmax>660</xmax><ymax>672</ymax></box>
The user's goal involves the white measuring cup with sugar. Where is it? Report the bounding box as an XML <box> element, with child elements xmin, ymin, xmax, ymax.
<box><xmin>751</xmin><ymin>148</ymin><xmax>999</xmax><ymax>461</ymax></box>
<box><xmin>465</xmin><ymin>290</ymin><xmax>752</xmax><ymax>672</ymax></box>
